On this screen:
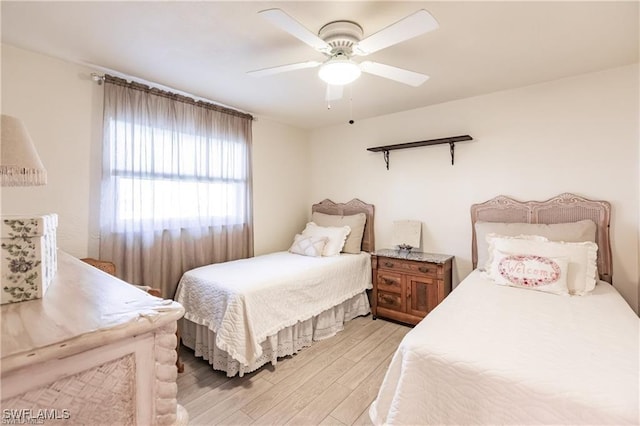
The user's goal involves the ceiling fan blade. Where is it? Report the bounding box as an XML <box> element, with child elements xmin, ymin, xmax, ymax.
<box><xmin>325</xmin><ymin>84</ymin><xmax>344</xmax><ymax>101</ymax></box>
<box><xmin>354</xmin><ymin>10</ymin><xmax>439</xmax><ymax>55</ymax></box>
<box><xmin>360</xmin><ymin>61</ymin><xmax>429</xmax><ymax>87</ymax></box>
<box><xmin>247</xmin><ymin>61</ymin><xmax>322</xmax><ymax>77</ymax></box>
<box><xmin>259</xmin><ymin>9</ymin><xmax>331</xmax><ymax>53</ymax></box>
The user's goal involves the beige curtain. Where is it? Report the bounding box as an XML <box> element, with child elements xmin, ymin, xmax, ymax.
<box><xmin>99</xmin><ymin>75</ymin><xmax>253</xmax><ymax>298</ymax></box>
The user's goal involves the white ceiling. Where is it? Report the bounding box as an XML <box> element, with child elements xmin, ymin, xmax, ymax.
<box><xmin>2</xmin><ymin>1</ymin><xmax>638</xmax><ymax>129</ymax></box>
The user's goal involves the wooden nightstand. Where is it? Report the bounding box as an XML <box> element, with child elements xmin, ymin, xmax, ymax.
<box><xmin>372</xmin><ymin>249</ymin><xmax>453</xmax><ymax>325</ymax></box>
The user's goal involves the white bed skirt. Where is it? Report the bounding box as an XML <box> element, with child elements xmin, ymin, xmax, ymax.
<box><xmin>180</xmin><ymin>291</ymin><xmax>371</xmax><ymax>377</ymax></box>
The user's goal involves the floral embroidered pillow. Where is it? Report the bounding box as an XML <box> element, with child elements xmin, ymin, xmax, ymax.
<box><xmin>288</xmin><ymin>234</ymin><xmax>328</xmax><ymax>257</ymax></box>
<box><xmin>486</xmin><ymin>235</ymin><xmax>598</xmax><ymax>295</ymax></box>
<box><xmin>488</xmin><ymin>249</ymin><xmax>570</xmax><ymax>295</ymax></box>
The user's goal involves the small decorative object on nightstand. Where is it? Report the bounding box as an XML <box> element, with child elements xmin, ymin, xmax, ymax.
<box><xmin>372</xmin><ymin>249</ymin><xmax>453</xmax><ymax>325</ymax></box>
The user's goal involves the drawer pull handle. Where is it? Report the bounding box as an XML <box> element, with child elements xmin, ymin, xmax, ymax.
<box><xmin>381</xmin><ymin>295</ymin><xmax>396</xmax><ymax>305</ymax></box>
<box><xmin>384</xmin><ymin>262</ymin><xmax>394</xmax><ymax>268</ymax></box>
<box><xmin>383</xmin><ymin>278</ymin><xmax>396</xmax><ymax>285</ymax></box>
<box><xmin>418</xmin><ymin>266</ymin><xmax>430</xmax><ymax>273</ymax></box>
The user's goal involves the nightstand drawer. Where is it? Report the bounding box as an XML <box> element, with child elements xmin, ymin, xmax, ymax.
<box><xmin>378</xmin><ymin>258</ymin><xmax>437</xmax><ymax>276</ymax></box>
<box><xmin>378</xmin><ymin>258</ymin><xmax>404</xmax><ymax>270</ymax></box>
<box><xmin>376</xmin><ymin>272</ymin><xmax>402</xmax><ymax>293</ymax></box>
<box><xmin>407</xmin><ymin>262</ymin><xmax>438</xmax><ymax>276</ymax></box>
<box><xmin>377</xmin><ymin>291</ymin><xmax>403</xmax><ymax>311</ymax></box>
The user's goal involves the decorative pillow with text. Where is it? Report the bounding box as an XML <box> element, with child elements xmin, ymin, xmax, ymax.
<box><xmin>488</xmin><ymin>249</ymin><xmax>569</xmax><ymax>295</ymax></box>
<box><xmin>486</xmin><ymin>235</ymin><xmax>598</xmax><ymax>295</ymax></box>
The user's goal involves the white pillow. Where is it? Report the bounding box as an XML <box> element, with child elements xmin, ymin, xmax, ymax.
<box><xmin>487</xmin><ymin>249</ymin><xmax>570</xmax><ymax>295</ymax></box>
<box><xmin>311</xmin><ymin>212</ymin><xmax>366</xmax><ymax>254</ymax></box>
<box><xmin>486</xmin><ymin>235</ymin><xmax>598</xmax><ymax>295</ymax></box>
<box><xmin>288</xmin><ymin>234</ymin><xmax>328</xmax><ymax>257</ymax></box>
<box><xmin>301</xmin><ymin>222</ymin><xmax>351</xmax><ymax>256</ymax></box>
<box><xmin>475</xmin><ymin>220</ymin><xmax>597</xmax><ymax>270</ymax></box>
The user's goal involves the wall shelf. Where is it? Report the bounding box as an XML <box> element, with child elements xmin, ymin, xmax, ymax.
<box><xmin>367</xmin><ymin>135</ymin><xmax>473</xmax><ymax>169</ymax></box>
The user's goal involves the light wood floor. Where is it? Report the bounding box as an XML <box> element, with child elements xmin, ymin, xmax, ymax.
<box><xmin>177</xmin><ymin>315</ymin><xmax>410</xmax><ymax>426</ymax></box>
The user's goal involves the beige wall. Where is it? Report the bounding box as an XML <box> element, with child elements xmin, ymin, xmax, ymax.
<box><xmin>308</xmin><ymin>64</ymin><xmax>640</xmax><ymax>313</ymax></box>
<box><xmin>252</xmin><ymin>118</ymin><xmax>310</xmax><ymax>255</ymax></box>
<box><xmin>1</xmin><ymin>44</ymin><xmax>308</xmax><ymax>259</ymax></box>
<box><xmin>1</xmin><ymin>44</ymin><xmax>102</xmax><ymax>257</ymax></box>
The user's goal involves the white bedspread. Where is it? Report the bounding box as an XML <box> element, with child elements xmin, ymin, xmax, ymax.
<box><xmin>370</xmin><ymin>270</ymin><xmax>639</xmax><ymax>425</ymax></box>
<box><xmin>175</xmin><ymin>251</ymin><xmax>371</xmax><ymax>366</ymax></box>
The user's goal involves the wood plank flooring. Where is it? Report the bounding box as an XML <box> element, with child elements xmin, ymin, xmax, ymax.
<box><xmin>177</xmin><ymin>316</ymin><xmax>410</xmax><ymax>426</ymax></box>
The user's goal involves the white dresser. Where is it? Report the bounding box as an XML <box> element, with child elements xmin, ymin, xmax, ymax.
<box><xmin>1</xmin><ymin>251</ymin><xmax>187</xmax><ymax>425</ymax></box>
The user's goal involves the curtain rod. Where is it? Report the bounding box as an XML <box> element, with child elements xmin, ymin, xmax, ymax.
<box><xmin>90</xmin><ymin>72</ymin><xmax>253</xmax><ymax>121</ymax></box>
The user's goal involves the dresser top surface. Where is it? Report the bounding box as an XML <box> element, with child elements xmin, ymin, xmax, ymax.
<box><xmin>1</xmin><ymin>251</ymin><xmax>184</xmax><ymax>371</ymax></box>
<box><xmin>373</xmin><ymin>249</ymin><xmax>454</xmax><ymax>264</ymax></box>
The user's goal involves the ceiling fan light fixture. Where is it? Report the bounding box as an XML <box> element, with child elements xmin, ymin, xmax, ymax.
<box><xmin>318</xmin><ymin>58</ymin><xmax>361</xmax><ymax>86</ymax></box>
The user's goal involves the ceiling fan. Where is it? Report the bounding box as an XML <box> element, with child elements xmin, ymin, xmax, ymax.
<box><xmin>248</xmin><ymin>8</ymin><xmax>439</xmax><ymax>101</ymax></box>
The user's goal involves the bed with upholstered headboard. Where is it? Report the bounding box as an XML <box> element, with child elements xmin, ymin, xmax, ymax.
<box><xmin>370</xmin><ymin>193</ymin><xmax>638</xmax><ymax>426</ymax></box>
<box><xmin>175</xmin><ymin>198</ymin><xmax>375</xmax><ymax>377</ymax></box>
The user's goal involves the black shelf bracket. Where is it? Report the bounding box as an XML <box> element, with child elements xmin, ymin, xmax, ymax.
<box><xmin>449</xmin><ymin>141</ymin><xmax>455</xmax><ymax>165</ymax></box>
<box><xmin>367</xmin><ymin>135</ymin><xmax>473</xmax><ymax>170</ymax></box>
<box><xmin>383</xmin><ymin>150</ymin><xmax>390</xmax><ymax>170</ymax></box>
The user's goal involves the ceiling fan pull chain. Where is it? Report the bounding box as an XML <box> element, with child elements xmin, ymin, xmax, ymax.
<box><xmin>349</xmin><ymin>85</ymin><xmax>355</xmax><ymax>124</ymax></box>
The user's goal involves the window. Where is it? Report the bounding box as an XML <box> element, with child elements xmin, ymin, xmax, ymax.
<box><xmin>107</xmin><ymin>119</ymin><xmax>249</xmax><ymax>230</ymax></box>
<box><xmin>99</xmin><ymin>74</ymin><xmax>254</xmax><ymax>298</ymax></box>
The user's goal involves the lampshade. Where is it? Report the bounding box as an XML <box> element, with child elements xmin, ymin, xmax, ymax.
<box><xmin>1</xmin><ymin>115</ymin><xmax>47</xmax><ymax>186</ymax></box>
<box><xmin>318</xmin><ymin>58</ymin><xmax>362</xmax><ymax>86</ymax></box>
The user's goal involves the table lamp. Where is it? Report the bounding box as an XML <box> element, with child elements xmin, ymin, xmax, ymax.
<box><xmin>1</xmin><ymin>114</ymin><xmax>57</xmax><ymax>304</ymax></box>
